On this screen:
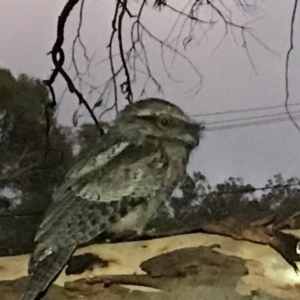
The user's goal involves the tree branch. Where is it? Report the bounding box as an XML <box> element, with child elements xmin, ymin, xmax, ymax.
<box><xmin>285</xmin><ymin>0</ymin><xmax>300</xmax><ymax>132</ymax></box>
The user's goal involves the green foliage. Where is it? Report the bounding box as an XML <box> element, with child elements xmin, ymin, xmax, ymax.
<box><xmin>261</xmin><ymin>175</ymin><xmax>300</xmax><ymax>218</ymax></box>
<box><xmin>174</xmin><ymin>172</ymin><xmax>300</xmax><ymax>224</ymax></box>
<box><xmin>0</xmin><ymin>69</ymin><xmax>73</xmax><ymax>214</ymax></box>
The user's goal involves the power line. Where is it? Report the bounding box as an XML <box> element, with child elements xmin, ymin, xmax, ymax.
<box><xmin>205</xmin><ymin>114</ymin><xmax>300</xmax><ymax>131</ymax></box>
<box><xmin>192</xmin><ymin>102</ymin><xmax>300</xmax><ymax>117</ymax></box>
<box><xmin>205</xmin><ymin>109</ymin><xmax>300</xmax><ymax>126</ymax></box>
<box><xmin>190</xmin><ymin>104</ymin><xmax>300</xmax><ymax>132</ymax></box>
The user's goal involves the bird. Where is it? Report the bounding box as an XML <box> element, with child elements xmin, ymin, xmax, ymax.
<box><xmin>21</xmin><ymin>98</ymin><xmax>202</xmax><ymax>300</ymax></box>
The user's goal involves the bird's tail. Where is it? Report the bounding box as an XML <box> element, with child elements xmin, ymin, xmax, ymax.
<box><xmin>20</xmin><ymin>245</ymin><xmax>76</xmax><ymax>300</ymax></box>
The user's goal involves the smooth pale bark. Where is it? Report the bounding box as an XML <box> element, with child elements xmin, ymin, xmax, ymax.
<box><xmin>0</xmin><ymin>232</ymin><xmax>299</xmax><ymax>300</ymax></box>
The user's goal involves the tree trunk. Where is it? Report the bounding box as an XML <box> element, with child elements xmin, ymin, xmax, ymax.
<box><xmin>1</xmin><ymin>232</ymin><xmax>299</xmax><ymax>300</ymax></box>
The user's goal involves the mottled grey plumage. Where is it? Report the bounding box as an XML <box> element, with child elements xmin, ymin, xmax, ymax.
<box><xmin>21</xmin><ymin>98</ymin><xmax>202</xmax><ymax>300</ymax></box>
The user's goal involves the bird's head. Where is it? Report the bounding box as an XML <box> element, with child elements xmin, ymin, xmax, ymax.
<box><xmin>113</xmin><ymin>98</ymin><xmax>203</xmax><ymax>149</ymax></box>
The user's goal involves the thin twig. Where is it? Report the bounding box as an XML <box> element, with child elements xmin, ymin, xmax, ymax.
<box><xmin>118</xmin><ymin>0</ymin><xmax>133</xmax><ymax>103</ymax></box>
<box><xmin>285</xmin><ymin>0</ymin><xmax>300</xmax><ymax>132</ymax></box>
<box><xmin>44</xmin><ymin>0</ymin><xmax>99</xmax><ymax>135</ymax></box>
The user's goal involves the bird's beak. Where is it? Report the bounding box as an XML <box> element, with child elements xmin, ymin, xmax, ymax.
<box><xmin>186</xmin><ymin>122</ymin><xmax>202</xmax><ymax>147</ymax></box>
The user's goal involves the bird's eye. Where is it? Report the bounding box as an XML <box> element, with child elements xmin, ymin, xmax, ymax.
<box><xmin>158</xmin><ymin>115</ymin><xmax>172</xmax><ymax>128</ymax></box>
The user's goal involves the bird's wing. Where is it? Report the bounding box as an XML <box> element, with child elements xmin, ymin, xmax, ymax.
<box><xmin>52</xmin><ymin>133</ymin><xmax>130</xmax><ymax>201</ymax></box>
<box><xmin>35</xmin><ymin>140</ymin><xmax>163</xmax><ymax>242</ymax></box>
<box><xmin>22</xmin><ymin>142</ymin><xmax>166</xmax><ymax>300</ymax></box>
<box><xmin>34</xmin><ymin>133</ymin><xmax>129</xmax><ymax>238</ymax></box>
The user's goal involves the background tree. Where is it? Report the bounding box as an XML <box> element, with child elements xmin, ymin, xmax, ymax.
<box><xmin>0</xmin><ymin>69</ymin><xmax>74</xmax><ymax>254</ymax></box>
<box><xmin>0</xmin><ymin>68</ymin><xmax>114</xmax><ymax>255</ymax></box>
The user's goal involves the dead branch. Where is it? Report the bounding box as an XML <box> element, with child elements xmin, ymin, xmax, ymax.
<box><xmin>284</xmin><ymin>0</ymin><xmax>300</xmax><ymax>132</ymax></box>
<box><xmin>44</xmin><ymin>1</ymin><xmax>272</xmax><ymax>125</ymax></box>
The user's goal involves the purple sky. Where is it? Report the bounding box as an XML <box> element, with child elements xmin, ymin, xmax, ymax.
<box><xmin>0</xmin><ymin>0</ymin><xmax>300</xmax><ymax>186</ymax></box>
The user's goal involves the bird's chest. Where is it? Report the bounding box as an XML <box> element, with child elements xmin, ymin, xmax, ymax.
<box><xmin>109</xmin><ymin>204</ymin><xmax>155</xmax><ymax>235</ymax></box>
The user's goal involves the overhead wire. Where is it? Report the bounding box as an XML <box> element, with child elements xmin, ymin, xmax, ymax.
<box><xmin>191</xmin><ymin>102</ymin><xmax>300</xmax><ymax>117</ymax></box>
<box><xmin>205</xmin><ymin>109</ymin><xmax>300</xmax><ymax>125</ymax></box>
<box><xmin>206</xmin><ymin>114</ymin><xmax>300</xmax><ymax>131</ymax></box>
<box><xmin>190</xmin><ymin>103</ymin><xmax>300</xmax><ymax>132</ymax></box>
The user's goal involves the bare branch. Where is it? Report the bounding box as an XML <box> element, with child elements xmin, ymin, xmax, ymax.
<box><xmin>285</xmin><ymin>0</ymin><xmax>300</xmax><ymax>132</ymax></box>
<box><xmin>45</xmin><ymin>1</ymin><xmax>280</xmax><ymax>124</ymax></box>
<box><xmin>44</xmin><ymin>0</ymin><xmax>101</xmax><ymax>133</ymax></box>
<box><xmin>107</xmin><ymin>1</ymin><xmax>121</xmax><ymax>113</ymax></box>
<box><xmin>118</xmin><ymin>0</ymin><xmax>133</xmax><ymax>103</ymax></box>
